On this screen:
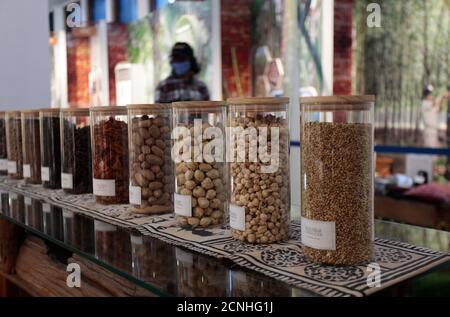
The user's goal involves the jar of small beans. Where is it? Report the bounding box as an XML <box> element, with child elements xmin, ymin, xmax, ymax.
<box><xmin>300</xmin><ymin>95</ymin><xmax>375</xmax><ymax>265</ymax></box>
<box><xmin>227</xmin><ymin>97</ymin><xmax>290</xmax><ymax>244</ymax></box>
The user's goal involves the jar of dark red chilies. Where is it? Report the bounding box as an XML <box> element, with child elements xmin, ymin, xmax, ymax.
<box><xmin>90</xmin><ymin>107</ymin><xmax>129</xmax><ymax>204</ymax></box>
<box><xmin>40</xmin><ymin>108</ymin><xmax>61</xmax><ymax>189</ymax></box>
<box><xmin>60</xmin><ymin>108</ymin><xmax>92</xmax><ymax>194</ymax></box>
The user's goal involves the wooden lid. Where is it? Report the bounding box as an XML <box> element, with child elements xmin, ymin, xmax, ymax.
<box><xmin>127</xmin><ymin>103</ymin><xmax>171</xmax><ymax>110</ymax></box>
<box><xmin>89</xmin><ymin>106</ymin><xmax>127</xmax><ymax>114</ymax></box>
<box><xmin>227</xmin><ymin>97</ymin><xmax>289</xmax><ymax>113</ymax></box>
<box><xmin>39</xmin><ymin>107</ymin><xmax>61</xmax><ymax>113</ymax></box>
<box><xmin>172</xmin><ymin>101</ymin><xmax>226</xmax><ymax>109</ymax></box>
<box><xmin>227</xmin><ymin>97</ymin><xmax>289</xmax><ymax>105</ymax></box>
<box><xmin>5</xmin><ymin>110</ymin><xmax>22</xmax><ymax>116</ymax></box>
<box><xmin>60</xmin><ymin>107</ymin><xmax>90</xmax><ymax>115</ymax></box>
<box><xmin>300</xmin><ymin>95</ymin><xmax>374</xmax><ymax>111</ymax></box>
<box><xmin>20</xmin><ymin>109</ymin><xmax>41</xmax><ymax>114</ymax></box>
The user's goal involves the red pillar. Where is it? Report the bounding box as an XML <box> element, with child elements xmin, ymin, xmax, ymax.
<box><xmin>333</xmin><ymin>0</ymin><xmax>354</xmax><ymax>95</ymax></box>
<box><xmin>66</xmin><ymin>32</ymin><xmax>91</xmax><ymax>106</ymax></box>
<box><xmin>221</xmin><ymin>0</ymin><xmax>252</xmax><ymax>98</ymax></box>
<box><xmin>107</xmin><ymin>23</ymin><xmax>129</xmax><ymax>105</ymax></box>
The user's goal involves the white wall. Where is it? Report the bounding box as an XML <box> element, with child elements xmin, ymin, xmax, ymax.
<box><xmin>0</xmin><ymin>0</ymin><xmax>51</xmax><ymax>110</ymax></box>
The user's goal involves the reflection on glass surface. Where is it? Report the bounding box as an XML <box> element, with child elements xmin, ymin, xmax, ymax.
<box><xmin>230</xmin><ymin>269</ymin><xmax>293</xmax><ymax>297</ymax></box>
<box><xmin>0</xmin><ymin>189</ymin><xmax>448</xmax><ymax>297</ymax></box>
<box><xmin>63</xmin><ymin>210</ymin><xmax>75</xmax><ymax>245</ymax></box>
<box><xmin>131</xmin><ymin>234</ymin><xmax>177</xmax><ymax>294</ymax></box>
<box><xmin>176</xmin><ymin>247</ymin><xmax>230</xmax><ymax>297</ymax></box>
<box><xmin>9</xmin><ymin>192</ymin><xmax>25</xmax><ymax>223</ymax></box>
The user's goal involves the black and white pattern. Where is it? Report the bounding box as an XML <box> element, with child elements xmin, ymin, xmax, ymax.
<box><xmin>223</xmin><ymin>241</ymin><xmax>271</xmax><ymax>254</ymax></box>
<box><xmin>0</xmin><ymin>181</ymin><xmax>152</xmax><ymax>228</ymax></box>
<box><xmin>304</xmin><ymin>264</ymin><xmax>365</xmax><ymax>282</ymax></box>
<box><xmin>260</xmin><ymin>248</ymin><xmax>309</xmax><ymax>267</ymax></box>
<box><xmin>375</xmin><ymin>246</ymin><xmax>413</xmax><ymax>263</ymax></box>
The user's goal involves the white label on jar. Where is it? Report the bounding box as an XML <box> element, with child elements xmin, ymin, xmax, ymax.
<box><xmin>41</xmin><ymin>166</ymin><xmax>50</xmax><ymax>181</ymax></box>
<box><xmin>301</xmin><ymin>217</ymin><xmax>336</xmax><ymax>251</ymax></box>
<box><xmin>93</xmin><ymin>178</ymin><xmax>115</xmax><ymax>197</ymax></box>
<box><xmin>61</xmin><ymin>173</ymin><xmax>73</xmax><ymax>189</ymax></box>
<box><xmin>230</xmin><ymin>204</ymin><xmax>246</xmax><ymax>231</ymax></box>
<box><xmin>10</xmin><ymin>193</ymin><xmax>18</xmax><ymax>200</ymax></box>
<box><xmin>176</xmin><ymin>248</ymin><xmax>194</xmax><ymax>265</ymax></box>
<box><xmin>129</xmin><ymin>186</ymin><xmax>142</xmax><ymax>205</ymax></box>
<box><xmin>42</xmin><ymin>203</ymin><xmax>51</xmax><ymax>213</ymax></box>
<box><xmin>23</xmin><ymin>164</ymin><xmax>31</xmax><ymax>178</ymax></box>
<box><xmin>174</xmin><ymin>193</ymin><xmax>192</xmax><ymax>217</ymax></box>
<box><xmin>24</xmin><ymin>197</ymin><xmax>32</xmax><ymax>206</ymax></box>
<box><xmin>7</xmin><ymin>161</ymin><xmax>17</xmax><ymax>174</ymax></box>
<box><xmin>0</xmin><ymin>159</ymin><xmax>7</xmax><ymax>171</ymax></box>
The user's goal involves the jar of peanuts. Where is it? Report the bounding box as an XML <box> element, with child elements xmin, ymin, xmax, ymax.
<box><xmin>172</xmin><ymin>101</ymin><xmax>227</xmax><ymax>228</ymax></box>
<box><xmin>127</xmin><ymin>104</ymin><xmax>173</xmax><ymax>214</ymax></box>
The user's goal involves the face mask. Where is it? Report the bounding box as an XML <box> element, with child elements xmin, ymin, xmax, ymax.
<box><xmin>171</xmin><ymin>61</ymin><xmax>191</xmax><ymax>76</ymax></box>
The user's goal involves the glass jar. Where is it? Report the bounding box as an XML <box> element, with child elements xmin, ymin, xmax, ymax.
<box><xmin>42</xmin><ymin>202</ymin><xmax>52</xmax><ymax>235</ymax></box>
<box><xmin>0</xmin><ymin>112</ymin><xmax>7</xmax><ymax>175</ymax></box>
<box><xmin>94</xmin><ymin>220</ymin><xmax>117</xmax><ymax>263</ymax></box>
<box><xmin>0</xmin><ymin>190</ymin><xmax>8</xmax><ymax>215</ymax></box>
<box><xmin>31</xmin><ymin>199</ymin><xmax>44</xmax><ymax>232</ymax></box>
<box><xmin>130</xmin><ymin>234</ymin><xmax>177</xmax><ymax>293</ymax></box>
<box><xmin>50</xmin><ymin>206</ymin><xmax>63</xmax><ymax>240</ymax></box>
<box><xmin>9</xmin><ymin>192</ymin><xmax>25</xmax><ymax>222</ymax></box>
<box><xmin>24</xmin><ymin>196</ymin><xmax>33</xmax><ymax>226</ymax></box>
<box><xmin>114</xmin><ymin>228</ymin><xmax>132</xmax><ymax>271</ymax></box>
<box><xmin>40</xmin><ymin>108</ymin><xmax>61</xmax><ymax>189</ymax></box>
<box><xmin>127</xmin><ymin>104</ymin><xmax>173</xmax><ymax>214</ymax></box>
<box><xmin>230</xmin><ymin>269</ymin><xmax>292</xmax><ymax>297</ymax></box>
<box><xmin>176</xmin><ymin>247</ymin><xmax>229</xmax><ymax>296</ymax></box>
<box><xmin>61</xmin><ymin>108</ymin><xmax>92</xmax><ymax>194</ymax></box>
<box><xmin>172</xmin><ymin>101</ymin><xmax>227</xmax><ymax>228</ymax></box>
<box><xmin>90</xmin><ymin>107</ymin><xmax>129</xmax><ymax>204</ymax></box>
<box><xmin>227</xmin><ymin>97</ymin><xmax>290</xmax><ymax>244</ymax></box>
<box><xmin>78</xmin><ymin>216</ymin><xmax>95</xmax><ymax>253</ymax></box>
<box><xmin>21</xmin><ymin>110</ymin><xmax>41</xmax><ymax>184</ymax></box>
<box><xmin>63</xmin><ymin>210</ymin><xmax>75</xmax><ymax>245</ymax></box>
<box><xmin>300</xmin><ymin>95</ymin><xmax>375</xmax><ymax>265</ymax></box>
<box><xmin>5</xmin><ymin>111</ymin><xmax>23</xmax><ymax>179</ymax></box>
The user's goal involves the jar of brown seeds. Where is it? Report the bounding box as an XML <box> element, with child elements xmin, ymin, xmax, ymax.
<box><xmin>300</xmin><ymin>95</ymin><xmax>375</xmax><ymax>265</ymax></box>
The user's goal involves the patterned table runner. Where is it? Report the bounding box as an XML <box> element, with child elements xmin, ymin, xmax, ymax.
<box><xmin>138</xmin><ymin>214</ymin><xmax>450</xmax><ymax>297</ymax></box>
<box><xmin>0</xmin><ymin>180</ymin><xmax>152</xmax><ymax>229</ymax></box>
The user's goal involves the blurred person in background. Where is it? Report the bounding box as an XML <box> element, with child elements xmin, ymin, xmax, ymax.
<box><xmin>155</xmin><ymin>42</ymin><xmax>210</xmax><ymax>103</ymax></box>
<box><xmin>421</xmin><ymin>84</ymin><xmax>449</xmax><ymax>148</ymax></box>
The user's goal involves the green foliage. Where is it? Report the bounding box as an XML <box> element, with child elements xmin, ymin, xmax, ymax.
<box><xmin>128</xmin><ymin>18</ymin><xmax>153</xmax><ymax>64</ymax></box>
<box><xmin>354</xmin><ymin>0</ymin><xmax>450</xmax><ymax>145</ymax></box>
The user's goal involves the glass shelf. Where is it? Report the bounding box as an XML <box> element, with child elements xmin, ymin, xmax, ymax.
<box><xmin>0</xmin><ymin>189</ymin><xmax>449</xmax><ymax>297</ymax></box>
